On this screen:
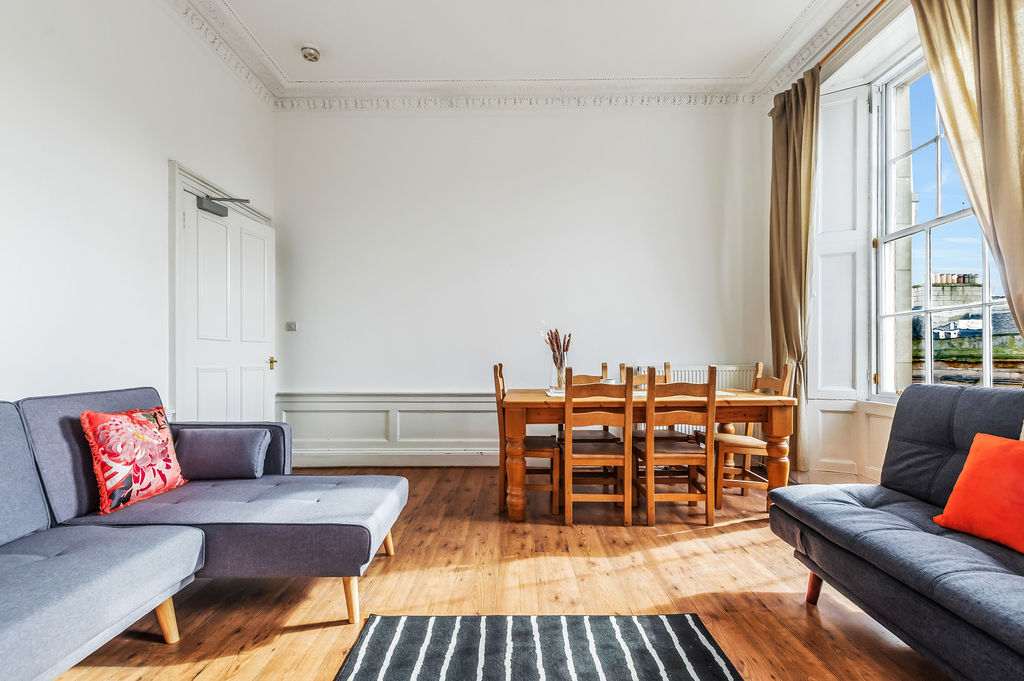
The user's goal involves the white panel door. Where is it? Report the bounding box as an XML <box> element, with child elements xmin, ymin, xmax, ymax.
<box><xmin>177</xmin><ymin>188</ymin><xmax>276</xmax><ymax>421</ymax></box>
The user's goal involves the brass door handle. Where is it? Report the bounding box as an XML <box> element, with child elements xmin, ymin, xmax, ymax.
<box><xmin>268</xmin><ymin>356</ymin><xmax>277</xmax><ymax>370</ymax></box>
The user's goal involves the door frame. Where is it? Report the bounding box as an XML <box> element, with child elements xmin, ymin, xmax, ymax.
<box><xmin>168</xmin><ymin>161</ymin><xmax>273</xmax><ymax>419</ymax></box>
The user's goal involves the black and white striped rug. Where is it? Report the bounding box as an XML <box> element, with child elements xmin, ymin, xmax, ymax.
<box><xmin>335</xmin><ymin>614</ymin><xmax>742</xmax><ymax>681</ymax></box>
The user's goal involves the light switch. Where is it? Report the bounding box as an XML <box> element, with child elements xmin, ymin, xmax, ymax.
<box><xmin>285</xmin><ymin>321</ymin><xmax>297</xmax><ymax>332</ymax></box>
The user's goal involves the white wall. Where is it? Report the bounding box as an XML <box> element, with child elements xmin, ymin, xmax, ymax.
<box><xmin>0</xmin><ymin>0</ymin><xmax>275</xmax><ymax>401</ymax></box>
<box><xmin>275</xmin><ymin>104</ymin><xmax>771</xmax><ymax>393</ymax></box>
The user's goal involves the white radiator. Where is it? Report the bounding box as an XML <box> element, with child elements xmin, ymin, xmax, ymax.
<box><xmin>667</xmin><ymin>364</ymin><xmax>757</xmax><ymax>390</ymax></box>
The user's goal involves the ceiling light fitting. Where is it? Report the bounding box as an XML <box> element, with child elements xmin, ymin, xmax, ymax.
<box><xmin>300</xmin><ymin>45</ymin><xmax>321</xmax><ymax>63</ymax></box>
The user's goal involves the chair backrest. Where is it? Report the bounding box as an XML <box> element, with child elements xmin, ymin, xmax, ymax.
<box><xmin>620</xmin><ymin>362</ymin><xmax>671</xmax><ymax>384</ymax></box>
<box><xmin>752</xmin><ymin>362</ymin><xmax>794</xmax><ymax>396</ymax></box>
<box><xmin>882</xmin><ymin>384</ymin><xmax>1024</xmax><ymax>507</ymax></box>
<box><xmin>571</xmin><ymin>362</ymin><xmax>610</xmax><ymax>385</ymax></box>
<box><xmin>0</xmin><ymin>402</ymin><xmax>52</xmax><ymax>544</ymax></box>
<box><xmin>564</xmin><ymin>367</ymin><xmax>634</xmax><ymax>436</ymax></box>
<box><xmin>493</xmin><ymin>364</ymin><xmax>506</xmax><ymax>452</ymax></box>
<box><xmin>742</xmin><ymin>362</ymin><xmax>794</xmax><ymax>436</ymax></box>
<box><xmin>18</xmin><ymin>387</ymin><xmax>164</xmax><ymax>522</ymax></box>
<box><xmin>643</xmin><ymin>367</ymin><xmax>717</xmax><ymax>450</ymax></box>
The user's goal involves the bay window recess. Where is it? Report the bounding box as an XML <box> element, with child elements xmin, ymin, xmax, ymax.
<box><xmin>876</xmin><ymin>62</ymin><xmax>1023</xmax><ymax>395</ymax></box>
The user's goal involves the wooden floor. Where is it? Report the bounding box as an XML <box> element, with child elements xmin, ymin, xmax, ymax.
<box><xmin>59</xmin><ymin>467</ymin><xmax>949</xmax><ymax>681</ymax></box>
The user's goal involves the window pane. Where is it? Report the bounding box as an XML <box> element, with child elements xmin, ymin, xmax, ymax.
<box><xmin>909</xmin><ymin>73</ymin><xmax>938</xmax><ymax>149</ymax></box>
<box><xmin>891</xmin><ymin>71</ymin><xmax>936</xmax><ymax>158</ymax></box>
<box><xmin>930</xmin><ymin>218</ymin><xmax>983</xmax><ymax>307</ymax></box>
<box><xmin>911</xmin><ymin>145</ymin><xmax>937</xmax><ymax>224</ymax></box>
<box><xmin>932</xmin><ymin>308</ymin><xmax>983</xmax><ymax>385</ymax></box>
<box><xmin>993</xmin><ymin>306</ymin><xmax>1024</xmax><ymax>389</ymax></box>
<box><xmin>990</xmin><ymin>250</ymin><xmax>1006</xmax><ymax>301</ymax></box>
<box><xmin>885</xmin><ymin>233</ymin><xmax>925</xmax><ymax>312</ymax></box>
<box><xmin>940</xmin><ymin>137</ymin><xmax>969</xmax><ymax>215</ymax></box>
<box><xmin>893</xmin><ymin>145</ymin><xmax>937</xmax><ymax>227</ymax></box>
<box><xmin>880</xmin><ymin>315</ymin><xmax>925</xmax><ymax>393</ymax></box>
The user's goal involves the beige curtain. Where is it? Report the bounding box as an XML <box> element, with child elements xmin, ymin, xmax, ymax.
<box><xmin>911</xmin><ymin>0</ymin><xmax>1024</xmax><ymax>335</ymax></box>
<box><xmin>769</xmin><ymin>66</ymin><xmax>820</xmax><ymax>470</ymax></box>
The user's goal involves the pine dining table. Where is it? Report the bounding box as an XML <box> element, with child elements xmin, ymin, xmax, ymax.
<box><xmin>498</xmin><ymin>388</ymin><xmax>798</xmax><ymax>521</ymax></box>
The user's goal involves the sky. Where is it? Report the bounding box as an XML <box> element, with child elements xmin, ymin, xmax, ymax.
<box><xmin>904</xmin><ymin>73</ymin><xmax>1004</xmax><ymax>299</ymax></box>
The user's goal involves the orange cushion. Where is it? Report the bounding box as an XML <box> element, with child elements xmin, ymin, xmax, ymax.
<box><xmin>80</xmin><ymin>407</ymin><xmax>187</xmax><ymax>514</ymax></box>
<box><xmin>934</xmin><ymin>433</ymin><xmax>1024</xmax><ymax>552</ymax></box>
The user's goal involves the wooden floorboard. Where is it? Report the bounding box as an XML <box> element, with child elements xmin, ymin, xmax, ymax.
<box><xmin>57</xmin><ymin>467</ymin><xmax>950</xmax><ymax>681</ymax></box>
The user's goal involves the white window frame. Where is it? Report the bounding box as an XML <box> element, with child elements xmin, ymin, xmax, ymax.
<box><xmin>874</xmin><ymin>57</ymin><xmax>1002</xmax><ymax>396</ymax></box>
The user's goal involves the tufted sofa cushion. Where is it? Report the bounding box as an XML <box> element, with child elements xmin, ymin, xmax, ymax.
<box><xmin>771</xmin><ymin>483</ymin><xmax>1024</xmax><ymax>654</ymax></box>
<box><xmin>0</xmin><ymin>524</ymin><xmax>204</xmax><ymax>681</ymax></box>
<box><xmin>66</xmin><ymin>475</ymin><xmax>409</xmax><ymax>577</ymax></box>
<box><xmin>880</xmin><ymin>383</ymin><xmax>1024</xmax><ymax>507</ymax></box>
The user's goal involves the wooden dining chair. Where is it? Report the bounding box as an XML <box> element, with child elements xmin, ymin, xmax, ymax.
<box><xmin>711</xmin><ymin>362</ymin><xmax>794</xmax><ymax>511</ymax></box>
<box><xmin>563</xmin><ymin>366</ymin><xmax>635</xmax><ymax>526</ymax></box>
<box><xmin>557</xmin><ymin>362</ymin><xmax>620</xmax><ymax>445</ymax></box>
<box><xmin>633</xmin><ymin>366</ymin><xmax>717</xmax><ymax>526</ymax></box>
<box><xmin>627</xmin><ymin>363</ymin><xmax>690</xmax><ymax>443</ymax></box>
<box><xmin>494</xmin><ymin>364</ymin><xmax>561</xmax><ymax>514</ymax></box>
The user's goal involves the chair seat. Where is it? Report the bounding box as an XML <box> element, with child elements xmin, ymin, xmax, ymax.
<box><xmin>0</xmin><ymin>525</ymin><xmax>204</xmax><ymax>681</ymax></box>
<box><xmin>631</xmin><ymin>428</ymin><xmax>690</xmax><ymax>442</ymax></box>
<box><xmin>559</xmin><ymin>429</ymin><xmax>621</xmax><ymax>443</ymax></box>
<box><xmin>524</xmin><ymin>435</ymin><xmax>559</xmax><ymax>451</ymax></box>
<box><xmin>633</xmin><ymin>440</ymin><xmax>705</xmax><ymax>455</ymax></box>
<box><xmin>715</xmin><ymin>433</ymin><xmax>767</xmax><ymax>449</ymax></box>
<box><xmin>569</xmin><ymin>441</ymin><xmax>626</xmax><ymax>455</ymax></box>
<box><xmin>771</xmin><ymin>483</ymin><xmax>1024</xmax><ymax>655</ymax></box>
<box><xmin>67</xmin><ymin>475</ymin><xmax>408</xmax><ymax>577</ymax></box>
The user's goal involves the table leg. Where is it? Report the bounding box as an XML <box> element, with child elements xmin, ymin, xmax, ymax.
<box><xmin>498</xmin><ymin>426</ymin><xmax>507</xmax><ymax>514</ymax></box>
<box><xmin>505</xmin><ymin>407</ymin><xmax>527</xmax><ymax>522</ymax></box>
<box><xmin>763</xmin><ymin>405</ymin><xmax>793</xmax><ymax>511</ymax></box>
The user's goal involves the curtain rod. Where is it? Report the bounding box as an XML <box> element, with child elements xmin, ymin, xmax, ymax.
<box><xmin>817</xmin><ymin>0</ymin><xmax>891</xmax><ymax>67</ymax></box>
<box><xmin>769</xmin><ymin>0</ymin><xmax>891</xmax><ymax>116</ymax></box>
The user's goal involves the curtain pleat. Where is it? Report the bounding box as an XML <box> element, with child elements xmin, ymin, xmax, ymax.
<box><xmin>769</xmin><ymin>66</ymin><xmax>820</xmax><ymax>470</ymax></box>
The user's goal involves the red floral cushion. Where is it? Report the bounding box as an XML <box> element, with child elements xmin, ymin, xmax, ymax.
<box><xmin>80</xmin><ymin>407</ymin><xmax>187</xmax><ymax>514</ymax></box>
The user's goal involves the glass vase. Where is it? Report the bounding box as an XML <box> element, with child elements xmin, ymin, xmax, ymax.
<box><xmin>550</xmin><ymin>365</ymin><xmax>566</xmax><ymax>391</ymax></box>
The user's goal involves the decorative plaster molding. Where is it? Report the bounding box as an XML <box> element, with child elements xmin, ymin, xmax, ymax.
<box><xmin>275</xmin><ymin>92</ymin><xmax>762</xmax><ymax>112</ymax></box>
<box><xmin>164</xmin><ymin>0</ymin><xmax>276</xmax><ymax>106</ymax></box>
<box><xmin>760</xmin><ymin>0</ymin><xmax>877</xmax><ymax>94</ymax></box>
<box><xmin>167</xmin><ymin>0</ymin><xmax>879</xmax><ymax>110</ymax></box>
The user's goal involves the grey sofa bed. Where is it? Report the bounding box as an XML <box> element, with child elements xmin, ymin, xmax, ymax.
<box><xmin>770</xmin><ymin>384</ymin><xmax>1024</xmax><ymax>681</ymax></box>
<box><xmin>1</xmin><ymin>387</ymin><xmax>408</xmax><ymax>681</ymax></box>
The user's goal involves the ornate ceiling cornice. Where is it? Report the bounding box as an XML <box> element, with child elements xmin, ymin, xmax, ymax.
<box><xmin>274</xmin><ymin>92</ymin><xmax>762</xmax><ymax>112</ymax></box>
<box><xmin>761</xmin><ymin>0</ymin><xmax>878</xmax><ymax>94</ymax></box>
<box><xmin>167</xmin><ymin>0</ymin><xmax>275</xmax><ymax>105</ymax></box>
<box><xmin>166</xmin><ymin>0</ymin><xmax>878</xmax><ymax>111</ymax></box>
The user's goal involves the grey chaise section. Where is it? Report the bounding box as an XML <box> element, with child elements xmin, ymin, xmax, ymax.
<box><xmin>18</xmin><ymin>386</ymin><xmax>408</xmax><ymax>626</ymax></box>
<box><xmin>769</xmin><ymin>384</ymin><xmax>1024</xmax><ymax>681</ymax></box>
<box><xmin>0</xmin><ymin>401</ymin><xmax>204</xmax><ymax>681</ymax></box>
<box><xmin>1</xmin><ymin>386</ymin><xmax>407</xmax><ymax>681</ymax></box>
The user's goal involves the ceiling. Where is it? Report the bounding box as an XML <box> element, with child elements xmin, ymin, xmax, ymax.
<box><xmin>169</xmin><ymin>0</ymin><xmax>877</xmax><ymax>108</ymax></box>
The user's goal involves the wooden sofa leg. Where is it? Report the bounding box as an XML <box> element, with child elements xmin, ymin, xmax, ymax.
<box><xmin>383</xmin><ymin>531</ymin><xmax>395</xmax><ymax>556</ymax></box>
<box><xmin>344</xmin><ymin>577</ymin><xmax>360</xmax><ymax>624</ymax></box>
<box><xmin>806</xmin><ymin>572</ymin><xmax>823</xmax><ymax>605</ymax></box>
<box><xmin>154</xmin><ymin>597</ymin><xmax>180</xmax><ymax>644</ymax></box>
